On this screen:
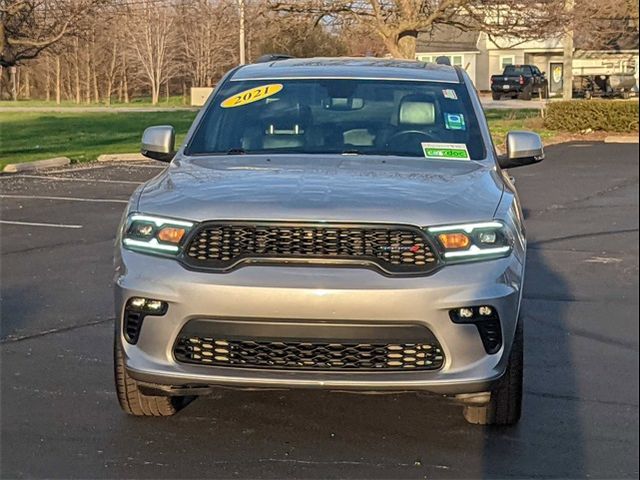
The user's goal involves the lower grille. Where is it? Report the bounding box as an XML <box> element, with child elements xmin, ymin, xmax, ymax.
<box><xmin>174</xmin><ymin>337</ymin><xmax>444</xmax><ymax>371</ymax></box>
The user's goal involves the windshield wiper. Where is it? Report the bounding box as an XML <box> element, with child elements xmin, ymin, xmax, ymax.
<box><xmin>341</xmin><ymin>149</ymin><xmax>362</xmax><ymax>155</ymax></box>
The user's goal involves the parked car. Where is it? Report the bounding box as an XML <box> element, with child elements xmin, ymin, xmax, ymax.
<box><xmin>114</xmin><ymin>57</ymin><xmax>544</xmax><ymax>425</ymax></box>
<box><xmin>491</xmin><ymin>64</ymin><xmax>548</xmax><ymax>100</ymax></box>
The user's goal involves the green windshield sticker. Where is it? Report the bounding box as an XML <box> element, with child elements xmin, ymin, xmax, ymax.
<box><xmin>422</xmin><ymin>142</ymin><xmax>471</xmax><ymax>161</ymax></box>
<box><xmin>445</xmin><ymin>113</ymin><xmax>466</xmax><ymax>130</ymax></box>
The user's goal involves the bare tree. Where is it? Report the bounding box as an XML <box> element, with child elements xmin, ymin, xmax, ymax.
<box><xmin>126</xmin><ymin>0</ymin><xmax>178</xmax><ymax>104</ymax></box>
<box><xmin>0</xmin><ymin>0</ymin><xmax>107</xmax><ymax>67</ymax></box>
<box><xmin>175</xmin><ymin>0</ymin><xmax>238</xmax><ymax>88</ymax></box>
<box><xmin>255</xmin><ymin>9</ymin><xmax>348</xmax><ymax>57</ymax></box>
<box><xmin>270</xmin><ymin>0</ymin><xmax>567</xmax><ymax>59</ymax></box>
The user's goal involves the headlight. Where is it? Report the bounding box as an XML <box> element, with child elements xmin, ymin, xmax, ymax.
<box><xmin>122</xmin><ymin>213</ymin><xmax>195</xmax><ymax>255</ymax></box>
<box><xmin>426</xmin><ymin>221</ymin><xmax>512</xmax><ymax>262</ymax></box>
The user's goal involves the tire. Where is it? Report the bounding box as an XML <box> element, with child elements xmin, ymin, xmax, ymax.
<box><xmin>518</xmin><ymin>88</ymin><xmax>532</xmax><ymax>101</ymax></box>
<box><xmin>492</xmin><ymin>92</ymin><xmax>501</xmax><ymax>101</ymax></box>
<box><xmin>539</xmin><ymin>85</ymin><xmax>549</xmax><ymax>99</ymax></box>
<box><xmin>463</xmin><ymin>319</ymin><xmax>523</xmax><ymax>426</ymax></box>
<box><xmin>114</xmin><ymin>336</ymin><xmax>186</xmax><ymax>416</ymax></box>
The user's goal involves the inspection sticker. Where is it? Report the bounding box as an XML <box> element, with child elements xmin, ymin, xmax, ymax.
<box><xmin>221</xmin><ymin>83</ymin><xmax>283</xmax><ymax>108</ymax></box>
<box><xmin>445</xmin><ymin>112</ymin><xmax>466</xmax><ymax>130</ymax></box>
<box><xmin>442</xmin><ymin>89</ymin><xmax>458</xmax><ymax>100</ymax></box>
<box><xmin>422</xmin><ymin>142</ymin><xmax>471</xmax><ymax>161</ymax></box>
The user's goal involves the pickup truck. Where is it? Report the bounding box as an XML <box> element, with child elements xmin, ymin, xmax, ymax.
<box><xmin>491</xmin><ymin>65</ymin><xmax>548</xmax><ymax>100</ymax></box>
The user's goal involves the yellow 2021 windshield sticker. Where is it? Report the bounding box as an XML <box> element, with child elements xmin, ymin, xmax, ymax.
<box><xmin>221</xmin><ymin>84</ymin><xmax>283</xmax><ymax>108</ymax></box>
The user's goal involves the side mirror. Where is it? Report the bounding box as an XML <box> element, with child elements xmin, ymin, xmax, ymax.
<box><xmin>498</xmin><ymin>131</ymin><xmax>544</xmax><ymax>169</ymax></box>
<box><xmin>141</xmin><ymin>126</ymin><xmax>175</xmax><ymax>162</ymax></box>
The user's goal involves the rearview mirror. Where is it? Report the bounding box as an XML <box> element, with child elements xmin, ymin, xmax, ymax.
<box><xmin>141</xmin><ymin>125</ymin><xmax>175</xmax><ymax>162</ymax></box>
<box><xmin>322</xmin><ymin>97</ymin><xmax>364</xmax><ymax>111</ymax></box>
<box><xmin>498</xmin><ymin>131</ymin><xmax>544</xmax><ymax>169</ymax></box>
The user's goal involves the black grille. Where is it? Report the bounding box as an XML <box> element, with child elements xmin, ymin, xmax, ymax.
<box><xmin>183</xmin><ymin>223</ymin><xmax>438</xmax><ymax>275</ymax></box>
<box><xmin>476</xmin><ymin>320</ymin><xmax>502</xmax><ymax>354</ymax></box>
<box><xmin>123</xmin><ymin>310</ymin><xmax>144</xmax><ymax>344</ymax></box>
<box><xmin>174</xmin><ymin>337</ymin><xmax>444</xmax><ymax>370</ymax></box>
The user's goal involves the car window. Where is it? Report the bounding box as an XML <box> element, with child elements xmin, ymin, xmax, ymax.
<box><xmin>504</xmin><ymin>65</ymin><xmax>532</xmax><ymax>76</ymax></box>
<box><xmin>186</xmin><ymin>79</ymin><xmax>487</xmax><ymax>160</ymax></box>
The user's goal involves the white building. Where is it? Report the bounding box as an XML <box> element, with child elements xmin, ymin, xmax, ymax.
<box><xmin>415</xmin><ymin>26</ymin><xmax>639</xmax><ymax>94</ymax></box>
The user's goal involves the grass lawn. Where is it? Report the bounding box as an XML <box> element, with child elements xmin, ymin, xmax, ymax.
<box><xmin>0</xmin><ymin>96</ymin><xmax>189</xmax><ymax>108</ymax></box>
<box><xmin>484</xmin><ymin>108</ymin><xmax>556</xmax><ymax>146</ymax></box>
<box><xmin>0</xmin><ymin>109</ymin><xmax>557</xmax><ymax>168</ymax></box>
<box><xmin>0</xmin><ymin>111</ymin><xmax>198</xmax><ymax>167</ymax></box>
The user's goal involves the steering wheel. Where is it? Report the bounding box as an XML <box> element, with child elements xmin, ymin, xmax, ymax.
<box><xmin>386</xmin><ymin>130</ymin><xmax>438</xmax><ymax>151</ymax></box>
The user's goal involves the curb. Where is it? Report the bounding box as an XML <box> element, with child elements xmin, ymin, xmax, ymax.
<box><xmin>604</xmin><ymin>135</ymin><xmax>639</xmax><ymax>144</ymax></box>
<box><xmin>3</xmin><ymin>157</ymin><xmax>71</xmax><ymax>173</ymax></box>
<box><xmin>97</xmin><ymin>153</ymin><xmax>146</xmax><ymax>162</ymax></box>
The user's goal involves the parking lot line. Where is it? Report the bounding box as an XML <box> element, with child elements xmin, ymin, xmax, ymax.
<box><xmin>1</xmin><ymin>194</ymin><xmax>128</xmax><ymax>204</ymax></box>
<box><xmin>0</xmin><ymin>220</ymin><xmax>83</xmax><ymax>229</ymax></box>
<box><xmin>0</xmin><ymin>174</ymin><xmax>143</xmax><ymax>185</ymax></box>
<box><xmin>44</xmin><ymin>163</ymin><xmax>166</xmax><ymax>174</ymax></box>
<box><xmin>44</xmin><ymin>164</ymin><xmax>112</xmax><ymax>175</ymax></box>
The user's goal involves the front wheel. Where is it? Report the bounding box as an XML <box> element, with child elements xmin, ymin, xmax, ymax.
<box><xmin>114</xmin><ymin>337</ymin><xmax>189</xmax><ymax>416</ymax></box>
<box><xmin>463</xmin><ymin>319</ymin><xmax>523</xmax><ymax>425</ymax></box>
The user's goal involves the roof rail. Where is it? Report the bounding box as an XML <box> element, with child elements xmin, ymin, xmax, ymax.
<box><xmin>254</xmin><ymin>54</ymin><xmax>295</xmax><ymax>64</ymax></box>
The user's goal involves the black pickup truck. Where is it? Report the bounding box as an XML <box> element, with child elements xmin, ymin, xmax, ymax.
<box><xmin>491</xmin><ymin>65</ymin><xmax>548</xmax><ymax>100</ymax></box>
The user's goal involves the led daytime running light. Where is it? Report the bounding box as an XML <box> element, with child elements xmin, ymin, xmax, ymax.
<box><xmin>428</xmin><ymin>221</ymin><xmax>504</xmax><ymax>234</ymax></box>
<box><xmin>123</xmin><ymin>237</ymin><xmax>180</xmax><ymax>252</ymax></box>
<box><xmin>129</xmin><ymin>214</ymin><xmax>194</xmax><ymax>228</ymax></box>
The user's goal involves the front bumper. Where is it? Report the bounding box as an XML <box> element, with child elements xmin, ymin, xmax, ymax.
<box><xmin>115</xmin><ymin>249</ymin><xmax>524</xmax><ymax>395</ymax></box>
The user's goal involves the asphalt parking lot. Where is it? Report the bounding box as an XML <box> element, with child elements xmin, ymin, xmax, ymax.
<box><xmin>1</xmin><ymin>142</ymin><xmax>638</xmax><ymax>479</ymax></box>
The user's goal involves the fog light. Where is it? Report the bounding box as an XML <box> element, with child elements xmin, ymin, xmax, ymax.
<box><xmin>449</xmin><ymin>306</ymin><xmax>502</xmax><ymax>354</ymax></box>
<box><xmin>129</xmin><ymin>297</ymin><xmax>147</xmax><ymax>309</ymax></box>
<box><xmin>459</xmin><ymin>307</ymin><xmax>474</xmax><ymax>319</ymax></box>
<box><xmin>146</xmin><ymin>300</ymin><xmax>164</xmax><ymax>311</ymax></box>
<box><xmin>126</xmin><ymin>297</ymin><xmax>167</xmax><ymax>314</ymax></box>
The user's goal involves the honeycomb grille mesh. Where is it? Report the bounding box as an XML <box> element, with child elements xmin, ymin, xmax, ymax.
<box><xmin>174</xmin><ymin>337</ymin><xmax>445</xmax><ymax>371</ymax></box>
<box><xmin>184</xmin><ymin>223</ymin><xmax>437</xmax><ymax>274</ymax></box>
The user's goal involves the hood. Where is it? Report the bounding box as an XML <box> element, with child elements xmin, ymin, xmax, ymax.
<box><xmin>137</xmin><ymin>155</ymin><xmax>504</xmax><ymax>227</ymax></box>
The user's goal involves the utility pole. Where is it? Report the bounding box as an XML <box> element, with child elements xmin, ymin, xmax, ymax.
<box><xmin>9</xmin><ymin>66</ymin><xmax>17</xmax><ymax>101</ymax></box>
<box><xmin>238</xmin><ymin>0</ymin><xmax>246</xmax><ymax>65</ymax></box>
<box><xmin>562</xmin><ymin>0</ymin><xmax>574</xmax><ymax>100</ymax></box>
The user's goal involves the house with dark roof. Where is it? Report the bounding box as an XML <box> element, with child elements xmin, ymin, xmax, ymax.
<box><xmin>416</xmin><ymin>25</ymin><xmax>639</xmax><ymax>94</ymax></box>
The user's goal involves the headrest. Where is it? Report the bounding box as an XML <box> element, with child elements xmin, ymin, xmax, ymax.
<box><xmin>398</xmin><ymin>95</ymin><xmax>435</xmax><ymax>125</ymax></box>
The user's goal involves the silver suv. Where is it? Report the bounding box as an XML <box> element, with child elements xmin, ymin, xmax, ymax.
<box><xmin>114</xmin><ymin>58</ymin><xmax>543</xmax><ymax>425</ymax></box>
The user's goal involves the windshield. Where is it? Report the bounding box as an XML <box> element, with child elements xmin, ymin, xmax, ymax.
<box><xmin>186</xmin><ymin>78</ymin><xmax>486</xmax><ymax>160</ymax></box>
